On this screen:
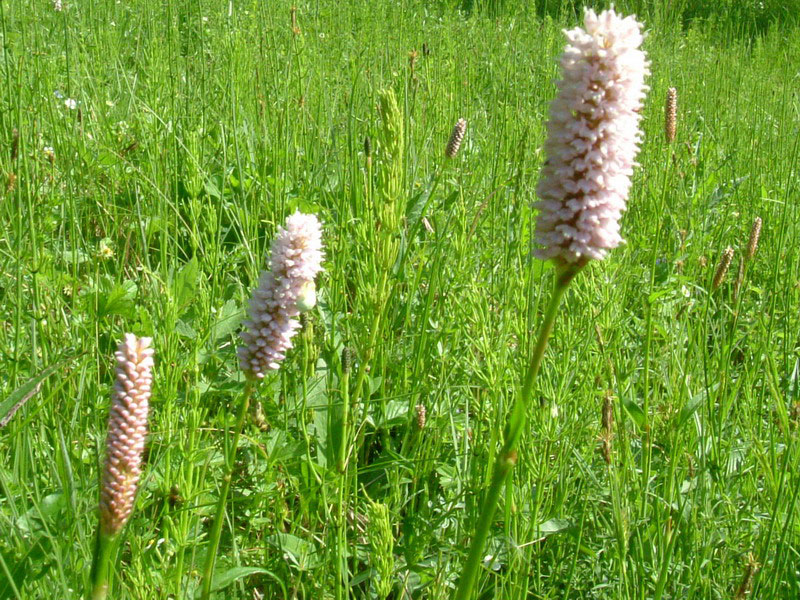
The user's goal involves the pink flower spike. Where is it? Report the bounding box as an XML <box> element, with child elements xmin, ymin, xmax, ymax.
<box><xmin>238</xmin><ymin>212</ymin><xmax>324</xmax><ymax>379</ymax></box>
<box><xmin>99</xmin><ymin>334</ymin><xmax>154</xmax><ymax>536</ymax></box>
<box><xmin>534</xmin><ymin>7</ymin><xmax>649</xmax><ymax>264</ymax></box>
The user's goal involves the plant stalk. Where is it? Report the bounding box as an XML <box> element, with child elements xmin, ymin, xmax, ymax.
<box><xmin>90</xmin><ymin>529</ymin><xmax>118</xmax><ymax>600</ymax></box>
<box><xmin>200</xmin><ymin>381</ymin><xmax>254</xmax><ymax>600</ymax></box>
<box><xmin>452</xmin><ymin>263</ymin><xmax>581</xmax><ymax>600</ymax></box>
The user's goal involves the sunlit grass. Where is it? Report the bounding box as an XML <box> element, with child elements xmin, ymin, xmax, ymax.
<box><xmin>1</xmin><ymin>1</ymin><xmax>799</xmax><ymax>598</ymax></box>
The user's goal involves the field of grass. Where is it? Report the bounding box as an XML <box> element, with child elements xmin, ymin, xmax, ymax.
<box><xmin>1</xmin><ymin>0</ymin><xmax>799</xmax><ymax>598</ymax></box>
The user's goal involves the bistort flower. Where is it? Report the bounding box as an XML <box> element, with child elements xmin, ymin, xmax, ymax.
<box><xmin>238</xmin><ymin>212</ymin><xmax>324</xmax><ymax>379</ymax></box>
<box><xmin>99</xmin><ymin>335</ymin><xmax>154</xmax><ymax>536</ymax></box>
<box><xmin>534</xmin><ymin>8</ymin><xmax>649</xmax><ymax>264</ymax></box>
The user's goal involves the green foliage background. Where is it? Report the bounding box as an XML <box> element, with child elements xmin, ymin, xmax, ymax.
<box><xmin>1</xmin><ymin>0</ymin><xmax>798</xmax><ymax>598</ymax></box>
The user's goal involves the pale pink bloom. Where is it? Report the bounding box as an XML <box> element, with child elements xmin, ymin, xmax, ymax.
<box><xmin>99</xmin><ymin>335</ymin><xmax>153</xmax><ymax>535</ymax></box>
<box><xmin>238</xmin><ymin>212</ymin><xmax>324</xmax><ymax>379</ymax></box>
<box><xmin>534</xmin><ymin>8</ymin><xmax>649</xmax><ymax>263</ymax></box>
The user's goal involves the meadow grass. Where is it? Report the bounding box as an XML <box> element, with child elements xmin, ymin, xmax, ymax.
<box><xmin>1</xmin><ymin>0</ymin><xmax>799</xmax><ymax>598</ymax></box>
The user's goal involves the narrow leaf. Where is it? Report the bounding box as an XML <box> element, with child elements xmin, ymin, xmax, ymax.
<box><xmin>0</xmin><ymin>364</ymin><xmax>60</xmax><ymax>428</ymax></box>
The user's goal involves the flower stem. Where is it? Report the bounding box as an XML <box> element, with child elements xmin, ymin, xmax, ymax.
<box><xmin>453</xmin><ymin>263</ymin><xmax>581</xmax><ymax>600</ymax></box>
<box><xmin>90</xmin><ymin>530</ymin><xmax>118</xmax><ymax>600</ymax></box>
<box><xmin>200</xmin><ymin>381</ymin><xmax>254</xmax><ymax>600</ymax></box>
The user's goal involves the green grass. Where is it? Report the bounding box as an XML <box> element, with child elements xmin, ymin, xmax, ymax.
<box><xmin>1</xmin><ymin>0</ymin><xmax>799</xmax><ymax>598</ymax></box>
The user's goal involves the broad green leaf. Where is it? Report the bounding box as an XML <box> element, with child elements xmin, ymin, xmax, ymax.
<box><xmin>39</xmin><ymin>493</ymin><xmax>66</xmax><ymax>521</ymax></box>
<box><xmin>210</xmin><ymin>567</ymin><xmax>273</xmax><ymax>593</ymax></box>
<box><xmin>537</xmin><ymin>518</ymin><xmax>574</xmax><ymax>537</ymax></box>
<box><xmin>622</xmin><ymin>398</ymin><xmax>646</xmax><ymax>429</ymax></box>
<box><xmin>61</xmin><ymin>248</ymin><xmax>89</xmax><ymax>265</ymax></box>
<box><xmin>173</xmin><ymin>256</ymin><xmax>199</xmax><ymax>312</ymax></box>
<box><xmin>210</xmin><ymin>299</ymin><xmax>243</xmax><ymax>343</ymax></box>
<box><xmin>266</xmin><ymin>533</ymin><xmax>320</xmax><ymax>569</ymax></box>
<box><xmin>175</xmin><ymin>319</ymin><xmax>197</xmax><ymax>339</ymax></box>
<box><xmin>96</xmin><ymin>280</ymin><xmax>138</xmax><ymax>319</ymax></box>
<box><xmin>382</xmin><ymin>399</ymin><xmax>409</xmax><ymax>427</ymax></box>
<box><xmin>677</xmin><ymin>385</ymin><xmax>717</xmax><ymax>429</ymax></box>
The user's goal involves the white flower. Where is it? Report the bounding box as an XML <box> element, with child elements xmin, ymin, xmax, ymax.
<box><xmin>64</xmin><ymin>98</ymin><xmax>77</xmax><ymax>110</ymax></box>
<box><xmin>238</xmin><ymin>212</ymin><xmax>325</xmax><ymax>379</ymax></box>
<box><xmin>534</xmin><ymin>8</ymin><xmax>649</xmax><ymax>264</ymax></box>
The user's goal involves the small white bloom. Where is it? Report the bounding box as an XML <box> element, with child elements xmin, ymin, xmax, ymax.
<box><xmin>64</xmin><ymin>98</ymin><xmax>77</xmax><ymax>110</ymax></box>
<box><xmin>296</xmin><ymin>280</ymin><xmax>317</xmax><ymax>313</ymax></box>
<box><xmin>53</xmin><ymin>0</ymin><xmax>63</xmax><ymax>11</ymax></box>
<box><xmin>681</xmin><ymin>285</ymin><xmax>690</xmax><ymax>298</ymax></box>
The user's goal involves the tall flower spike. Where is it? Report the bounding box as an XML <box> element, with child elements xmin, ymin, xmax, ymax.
<box><xmin>534</xmin><ymin>8</ymin><xmax>649</xmax><ymax>264</ymax></box>
<box><xmin>99</xmin><ymin>335</ymin><xmax>154</xmax><ymax>536</ymax></box>
<box><xmin>238</xmin><ymin>211</ymin><xmax>324</xmax><ymax>379</ymax></box>
<box><xmin>446</xmin><ymin>118</ymin><xmax>467</xmax><ymax>158</ymax></box>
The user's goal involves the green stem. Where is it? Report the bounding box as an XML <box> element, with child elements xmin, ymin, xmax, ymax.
<box><xmin>90</xmin><ymin>530</ymin><xmax>118</xmax><ymax>600</ymax></box>
<box><xmin>452</xmin><ymin>263</ymin><xmax>581</xmax><ymax>600</ymax></box>
<box><xmin>200</xmin><ymin>382</ymin><xmax>254</xmax><ymax>600</ymax></box>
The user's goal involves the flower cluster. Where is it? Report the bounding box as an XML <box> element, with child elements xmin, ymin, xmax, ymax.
<box><xmin>238</xmin><ymin>212</ymin><xmax>324</xmax><ymax>379</ymax></box>
<box><xmin>534</xmin><ymin>8</ymin><xmax>649</xmax><ymax>264</ymax></box>
<box><xmin>99</xmin><ymin>335</ymin><xmax>154</xmax><ymax>536</ymax></box>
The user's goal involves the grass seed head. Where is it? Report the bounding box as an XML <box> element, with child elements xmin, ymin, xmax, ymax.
<box><xmin>734</xmin><ymin>553</ymin><xmax>760</xmax><ymax>599</ymax></box>
<box><xmin>364</xmin><ymin>134</ymin><xmax>372</xmax><ymax>159</ymax></box>
<box><xmin>534</xmin><ymin>8</ymin><xmax>649</xmax><ymax>264</ymax></box>
<box><xmin>341</xmin><ymin>347</ymin><xmax>352</xmax><ymax>374</ymax></box>
<box><xmin>712</xmin><ymin>246</ymin><xmax>734</xmax><ymax>290</ymax></box>
<box><xmin>600</xmin><ymin>393</ymin><xmax>614</xmax><ymax>464</ymax></box>
<box><xmin>408</xmin><ymin>49</ymin><xmax>418</xmax><ymax>73</ymax></box>
<box><xmin>10</xmin><ymin>128</ymin><xmax>19</xmax><ymax>162</ymax></box>
<box><xmin>746</xmin><ymin>216</ymin><xmax>762</xmax><ymax>261</ymax></box>
<box><xmin>665</xmin><ymin>87</ymin><xmax>677</xmax><ymax>142</ymax></box>
<box><xmin>99</xmin><ymin>335</ymin><xmax>153</xmax><ymax>536</ymax></box>
<box><xmin>445</xmin><ymin>117</ymin><xmax>467</xmax><ymax>158</ymax></box>
<box><xmin>364</xmin><ymin>134</ymin><xmax>372</xmax><ymax>168</ymax></box>
<box><xmin>602</xmin><ymin>393</ymin><xmax>613</xmax><ymax>435</ymax></box>
<box><xmin>415</xmin><ymin>403</ymin><xmax>427</xmax><ymax>429</ymax></box>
